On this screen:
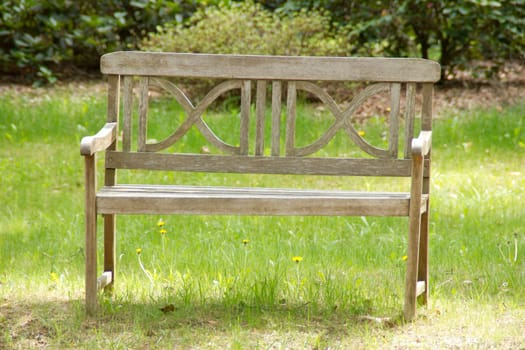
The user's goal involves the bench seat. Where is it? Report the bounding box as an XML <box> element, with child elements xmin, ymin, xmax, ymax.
<box><xmin>97</xmin><ymin>184</ymin><xmax>429</xmax><ymax>216</ymax></box>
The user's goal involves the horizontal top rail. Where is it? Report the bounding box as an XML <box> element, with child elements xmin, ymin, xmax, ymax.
<box><xmin>101</xmin><ymin>51</ymin><xmax>441</xmax><ymax>83</ymax></box>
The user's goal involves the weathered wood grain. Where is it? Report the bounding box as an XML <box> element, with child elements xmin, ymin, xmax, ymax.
<box><xmin>404</xmin><ymin>83</ymin><xmax>416</xmax><ymax>158</ymax></box>
<box><xmin>106</xmin><ymin>151</ymin><xmax>431</xmax><ymax>177</ymax></box>
<box><xmin>96</xmin><ymin>184</ymin><xmax>429</xmax><ymax>217</ymax></box>
<box><xmin>101</xmin><ymin>52</ymin><xmax>441</xmax><ymax>82</ymax></box>
<box><xmin>255</xmin><ymin>80</ymin><xmax>267</xmax><ymax>156</ymax></box>
<box><xmin>80</xmin><ymin>123</ymin><xmax>117</xmax><ymax>156</ymax></box>
<box><xmin>84</xmin><ymin>155</ymin><xmax>97</xmax><ymax>315</ymax></box>
<box><xmin>271</xmin><ymin>81</ymin><xmax>282</xmax><ymax>157</ymax></box>
<box><xmin>122</xmin><ymin>76</ymin><xmax>133</xmax><ymax>152</ymax></box>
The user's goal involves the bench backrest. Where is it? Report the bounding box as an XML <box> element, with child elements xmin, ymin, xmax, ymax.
<box><xmin>101</xmin><ymin>51</ymin><xmax>440</xmax><ymax>177</ymax></box>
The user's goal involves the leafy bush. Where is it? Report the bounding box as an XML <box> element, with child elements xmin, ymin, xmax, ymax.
<box><xmin>256</xmin><ymin>0</ymin><xmax>525</xmax><ymax>80</ymax></box>
<box><xmin>141</xmin><ymin>1</ymin><xmax>351</xmax><ymax>57</ymax></box>
<box><xmin>0</xmin><ymin>0</ymin><xmax>203</xmax><ymax>85</ymax></box>
<box><xmin>141</xmin><ymin>2</ymin><xmax>353</xmax><ymax>97</ymax></box>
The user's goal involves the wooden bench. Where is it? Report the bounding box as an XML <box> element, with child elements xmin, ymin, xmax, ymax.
<box><xmin>81</xmin><ymin>51</ymin><xmax>440</xmax><ymax>320</ymax></box>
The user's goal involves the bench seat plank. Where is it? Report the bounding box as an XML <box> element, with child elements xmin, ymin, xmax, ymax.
<box><xmin>97</xmin><ymin>185</ymin><xmax>428</xmax><ymax>217</ymax></box>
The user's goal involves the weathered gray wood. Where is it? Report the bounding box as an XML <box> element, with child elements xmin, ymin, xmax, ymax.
<box><xmin>418</xmin><ymin>191</ymin><xmax>430</xmax><ymax>305</ymax></box>
<box><xmin>138</xmin><ymin>77</ymin><xmax>149</xmax><ymax>152</ymax></box>
<box><xmin>83</xmin><ymin>52</ymin><xmax>439</xmax><ymax>320</ymax></box>
<box><xmin>150</xmin><ymin>77</ymin><xmax>194</xmax><ymax>113</ymax></box>
<box><xmin>290</xmin><ymin>83</ymin><xmax>393</xmax><ymax>158</ymax></box>
<box><xmin>145</xmin><ymin>80</ymin><xmax>241</xmax><ymax>154</ymax></box>
<box><xmin>404</xmin><ymin>83</ymin><xmax>416</xmax><ymax>158</ymax></box>
<box><xmin>107</xmin><ymin>75</ymin><xmax>120</xmax><ymax>124</ymax></box>
<box><xmin>122</xmin><ymin>76</ymin><xmax>133</xmax><ymax>152</ymax></box>
<box><xmin>97</xmin><ymin>271</ymin><xmax>113</xmax><ymax>290</ymax></box>
<box><xmin>80</xmin><ymin>123</ymin><xmax>117</xmax><ymax>156</ymax></box>
<box><xmin>85</xmin><ymin>155</ymin><xmax>97</xmax><ymax>315</ymax></box>
<box><xmin>415</xmin><ymin>281</ymin><xmax>426</xmax><ymax>297</ymax></box>
<box><xmin>412</xmin><ymin>131</ymin><xmax>432</xmax><ymax>156</ymax></box>
<box><xmin>389</xmin><ymin>83</ymin><xmax>401</xmax><ymax>157</ymax></box>
<box><xmin>240</xmin><ymin>80</ymin><xmax>251</xmax><ymax>155</ymax></box>
<box><xmin>421</xmin><ymin>83</ymin><xmax>433</xmax><ymax>131</ymax></box>
<box><xmin>285</xmin><ymin>81</ymin><xmax>297</xmax><ymax>156</ymax></box>
<box><xmin>104</xmin><ymin>75</ymin><xmax>119</xmax><ymax>294</ymax></box>
<box><xmin>101</xmin><ymin>52</ymin><xmax>441</xmax><ymax>82</ymax></box>
<box><xmin>271</xmin><ymin>81</ymin><xmax>282</xmax><ymax>157</ymax></box>
<box><xmin>103</xmin><ymin>214</ymin><xmax>116</xmax><ymax>293</ymax></box>
<box><xmin>255</xmin><ymin>80</ymin><xmax>267</xmax><ymax>156</ymax></box>
<box><xmin>106</xmin><ymin>151</ymin><xmax>430</xmax><ymax>177</ymax></box>
<box><xmin>96</xmin><ymin>184</ymin><xmax>428</xmax><ymax>216</ymax></box>
<box><xmin>404</xmin><ymin>150</ymin><xmax>425</xmax><ymax>321</ymax></box>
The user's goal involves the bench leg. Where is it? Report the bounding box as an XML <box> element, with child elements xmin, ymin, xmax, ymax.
<box><xmin>404</xmin><ymin>212</ymin><xmax>421</xmax><ymax>321</ymax></box>
<box><xmin>404</xmin><ymin>153</ymin><xmax>424</xmax><ymax>321</ymax></box>
<box><xmin>417</xmin><ymin>209</ymin><xmax>429</xmax><ymax>305</ymax></box>
<box><xmin>85</xmin><ymin>155</ymin><xmax>98</xmax><ymax>315</ymax></box>
<box><xmin>103</xmin><ymin>214</ymin><xmax>116</xmax><ymax>294</ymax></box>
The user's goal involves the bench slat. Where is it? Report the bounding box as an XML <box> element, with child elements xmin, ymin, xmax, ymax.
<box><xmin>106</xmin><ymin>151</ymin><xmax>428</xmax><ymax>177</ymax></box>
<box><xmin>271</xmin><ymin>81</ymin><xmax>282</xmax><ymax>157</ymax></box>
<box><xmin>97</xmin><ymin>185</ymin><xmax>429</xmax><ymax>216</ymax></box>
<box><xmin>404</xmin><ymin>83</ymin><xmax>416</xmax><ymax>158</ymax></box>
<box><xmin>101</xmin><ymin>52</ymin><xmax>441</xmax><ymax>82</ymax></box>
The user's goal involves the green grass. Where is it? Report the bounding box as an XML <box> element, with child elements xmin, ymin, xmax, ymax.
<box><xmin>1</xmin><ymin>84</ymin><xmax>524</xmax><ymax>348</ymax></box>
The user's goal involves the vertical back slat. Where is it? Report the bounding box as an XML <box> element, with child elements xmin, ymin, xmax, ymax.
<box><xmin>137</xmin><ymin>77</ymin><xmax>149</xmax><ymax>152</ymax></box>
<box><xmin>285</xmin><ymin>82</ymin><xmax>297</xmax><ymax>156</ymax></box>
<box><xmin>107</xmin><ymin>75</ymin><xmax>120</xmax><ymax>124</ymax></box>
<box><xmin>404</xmin><ymin>83</ymin><xmax>416</xmax><ymax>158</ymax></box>
<box><xmin>122</xmin><ymin>76</ymin><xmax>133</xmax><ymax>152</ymax></box>
<box><xmin>255</xmin><ymin>80</ymin><xmax>267</xmax><ymax>156</ymax></box>
<box><xmin>421</xmin><ymin>83</ymin><xmax>433</xmax><ymax>131</ymax></box>
<box><xmin>389</xmin><ymin>83</ymin><xmax>401</xmax><ymax>158</ymax></box>
<box><xmin>271</xmin><ymin>81</ymin><xmax>282</xmax><ymax>157</ymax></box>
<box><xmin>105</xmin><ymin>75</ymin><xmax>120</xmax><ymax>184</ymax></box>
<box><xmin>240</xmin><ymin>80</ymin><xmax>251</xmax><ymax>155</ymax></box>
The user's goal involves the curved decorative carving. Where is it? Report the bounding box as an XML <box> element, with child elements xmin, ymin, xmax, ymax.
<box><xmin>291</xmin><ymin>82</ymin><xmax>392</xmax><ymax>158</ymax></box>
<box><xmin>145</xmin><ymin>78</ymin><xmax>242</xmax><ymax>154</ymax></box>
<box><xmin>142</xmin><ymin>78</ymin><xmax>398</xmax><ymax>159</ymax></box>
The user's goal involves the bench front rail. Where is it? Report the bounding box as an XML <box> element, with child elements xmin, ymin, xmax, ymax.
<box><xmin>81</xmin><ymin>52</ymin><xmax>439</xmax><ymax>320</ymax></box>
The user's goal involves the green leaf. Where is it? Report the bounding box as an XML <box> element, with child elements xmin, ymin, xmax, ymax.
<box><xmin>130</xmin><ymin>0</ymin><xmax>147</xmax><ymax>9</ymax></box>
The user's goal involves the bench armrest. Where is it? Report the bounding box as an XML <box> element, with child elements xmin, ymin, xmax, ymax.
<box><xmin>80</xmin><ymin>122</ymin><xmax>117</xmax><ymax>156</ymax></box>
<box><xmin>411</xmin><ymin>131</ymin><xmax>432</xmax><ymax>156</ymax></box>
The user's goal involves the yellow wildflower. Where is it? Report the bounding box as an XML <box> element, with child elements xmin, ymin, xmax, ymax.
<box><xmin>292</xmin><ymin>256</ymin><xmax>303</xmax><ymax>263</ymax></box>
<box><xmin>402</xmin><ymin>255</ymin><xmax>408</xmax><ymax>261</ymax></box>
<box><xmin>358</xmin><ymin>130</ymin><xmax>366</xmax><ymax>137</ymax></box>
<box><xmin>157</xmin><ymin>218</ymin><xmax>165</xmax><ymax>227</ymax></box>
<box><xmin>242</xmin><ymin>239</ymin><xmax>249</xmax><ymax>245</ymax></box>
<box><xmin>50</xmin><ymin>272</ymin><xmax>59</xmax><ymax>283</ymax></box>
<box><xmin>160</xmin><ymin>228</ymin><xmax>167</xmax><ymax>235</ymax></box>
<box><xmin>136</xmin><ymin>248</ymin><xmax>142</xmax><ymax>255</ymax></box>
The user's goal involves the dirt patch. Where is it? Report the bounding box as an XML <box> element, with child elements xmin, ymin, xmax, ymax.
<box><xmin>0</xmin><ymin>302</ymin><xmax>49</xmax><ymax>349</ymax></box>
<box><xmin>0</xmin><ymin>298</ymin><xmax>75</xmax><ymax>349</ymax></box>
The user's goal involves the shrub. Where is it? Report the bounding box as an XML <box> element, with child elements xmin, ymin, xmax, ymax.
<box><xmin>141</xmin><ymin>1</ymin><xmax>352</xmax><ymax>57</ymax></box>
<box><xmin>141</xmin><ymin>2</ymin><xmax>353</xmax><ymax>97</ymax></box>
<box><xmin>0</xmin><ymin>0</ymin><xmax>203</xmax><ymax>85</ymax></box>
<box><xmin>255</xmin><ymin>0</ymin><xmax>525</xmax><ymax>80</ymax></box>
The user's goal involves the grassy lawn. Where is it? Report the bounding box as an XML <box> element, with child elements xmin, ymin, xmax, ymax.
<box><xmin>0</xmin><ymin>82</ymin><xmax>524</xmax><ymax>349</ymax></box>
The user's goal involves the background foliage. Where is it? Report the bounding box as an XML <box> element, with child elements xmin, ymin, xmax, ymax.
<box><xmin>258</xmin><ymin>0</ymin><xmax>525</xmax><ymax>79</ymax></box>
<box><xmin>1</xmin><ymin>0</ymin><xmax>524</xmax><ymax>84</ymax></box>
<box><xmin>141</xmin><ymin>2</ymin><xmax>350</xmax><ymax>56</ymax></box>
<box><xmin>0</xmin><ymin>0</ymin><xmax>209</xmax><ymax>85</ymax></box>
